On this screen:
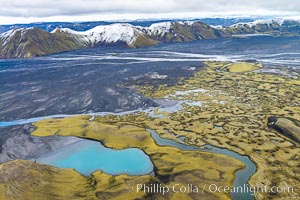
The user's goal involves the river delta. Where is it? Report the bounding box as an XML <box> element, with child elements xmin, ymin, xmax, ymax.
<box><xmin>0</xmin><ymin>37</ymin><xmax>299</xmax><ymax>200</ymax></box>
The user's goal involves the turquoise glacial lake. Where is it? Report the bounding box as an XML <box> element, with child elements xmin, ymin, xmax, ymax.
<box><xmin>36</xmin><ymin>140</ymin><xmax>154</xmax><ymax>176</ymax></box>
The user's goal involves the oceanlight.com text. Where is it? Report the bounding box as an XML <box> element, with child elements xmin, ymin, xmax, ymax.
<box><xmin>125</xmin><ymin>183</ymin><xmax>294</xmax><ymax>196</ymax></box>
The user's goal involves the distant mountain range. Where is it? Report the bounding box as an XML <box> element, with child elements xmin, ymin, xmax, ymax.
<box><xmin>220</xmin><ymin>19</ymin><xmax>300</xmax><ymax>36</ymax></box>
<box><xmin>1</xmin><ymin>19</ymin><xmax>300</xmax><ymax>59</ymax></box>
<box><xmin>0</xmin><ymin>18</ymin><xmax>255</xmax><ymax>34</ymax></box>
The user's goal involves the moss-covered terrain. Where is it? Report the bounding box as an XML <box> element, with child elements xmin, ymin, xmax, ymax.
<box><xmin>227</xmin><ymin>62</ymin><xmax>262</xmax><ymax>73</ymax></box>
<box><xmin>135</xmin><ymin>61</ymin><xmax>300</xmax><ymax>200</ymax></box>
<box><xmin>0</xmin><ymin>61</ymin><xmax>298</xmax><ymax>200</ymax></box>
<box><xmin>0</xmin><ymin>115</ymin><xmax>243</xmax><ymax>200</ymax></box>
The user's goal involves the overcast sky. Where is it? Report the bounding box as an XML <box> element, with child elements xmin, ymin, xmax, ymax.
<box><xmin>1</xmin><ymin>0</ymin><xmax>300</xmax><ymax>25</ymax></box>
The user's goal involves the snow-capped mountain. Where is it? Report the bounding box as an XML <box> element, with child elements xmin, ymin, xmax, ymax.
<box><xmin>0</xmin><ymin>21</ymin><xmax>226</xmax><ymax>58</ymax></box>
<box><xmin>146</xmin><ymin>22</ymin><xmax>172</xmax><ymax>37</ymax></box>
<box><xmin>144</xmin><ymin>21</ymin><xmax>226</xmax><ymax>42</ymax></box>
<box><xmin>0</xmin><ymin>28</ymin><xmax>33</xmax><ymax>47</ymax></box>
<box><xmin>51</xmin><ymin>21</ymin><xmax>222</xmax><ymax>47</ymax></box>
<box><xmin>0</xmin><ymin>18</ymin><xmax>256</xmax><ymax>34</ymax></box>
<box><xmin>230</xmin><ymin>19</ymin><xmax>283</xmax><ymax>28</ymax></box>
<box><xmin>0</xmin><ymin>27</ymin><xmax>86</xmax><ymax>58</ymax></box>
<box><xmin>225</xmin><ymin>19</ymin><xmax>300</xmax><ymax>35</ymax></box>
<box><xmin>52</xmin><ymin>23</ymin><xmax>157</xmax><ymax>47</ymax></box>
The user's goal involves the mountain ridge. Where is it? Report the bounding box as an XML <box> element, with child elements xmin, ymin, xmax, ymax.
<box><xmin>219</xmin><ymin>19</ymin><xmax>300</xmax><ymax>36</ymax></box>
<box><xmin>0</xmin><ymin>27</ymin><xmax>87</xmax><ymax>58</ymax></box>
<box><xmin>1</xmin><ymin>19</ymin><xmax>300</xmax><ymax>59</ymax></box>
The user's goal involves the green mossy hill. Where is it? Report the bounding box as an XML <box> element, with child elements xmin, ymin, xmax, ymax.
<box><xmin>135</xmin><ymin>61</ymin><xmax>300</xmax><ymax>200</ymax></box>
<box><xmin>129</xmin><ymin>33</ymin><xmax>159</xmax><ymax>48</ymax></box>
<box><xmin>0</xmin><ymin>159</ymin><xmax>152</xmax><ymax>200</ymax></box>
<box><xmin>0</xmin><ymin>116</ymin><xmax>243</xmax><ymax>200</ymax></box>
<box><xmin>0</xmin><ymin>160</ymin><xmax>94</xmax><ymax>200</ymax></box>
<box><xmin>227</xmin><ymin>62</ymin><xmax>263</xmax><ymax>73</ymax></box>
<box><xmin>0</xmin><ymin>28</ymin><xmax>87</xmax><ymax>58</ymax></box>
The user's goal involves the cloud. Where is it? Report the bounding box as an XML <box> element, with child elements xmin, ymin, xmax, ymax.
<box><xmin>0</xmin><ymin>0</ymin><xmax>300</xmax><ymax>24</ymax></box>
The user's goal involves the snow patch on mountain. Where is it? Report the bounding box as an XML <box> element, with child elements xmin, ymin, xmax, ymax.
<box><xmin>144</xmin><ymin>21</ymin><xmax>196</xmax><ymax>36</ymax></box>
<box><xmin>0</xmin><ymin>29</ymin><xmax>16</xmax><ymax>46</ymax></box>
<box><xmin>0</xmin><ymin>28</ymin><xmax>33</xmax><ymax>46</ymax></box>
<box><xmin>53</xmin><ymin>23</ymin><xmax>145</xmax><ymax>46</ymax></box>
<box><xmin>210</xmin><ymin>25</ymin><xmax>224</xmax><ymax>30</ymax></box>
<box><xmin>177</xmin><ymin>21</ymin><xmax>195</xmax><ymax>26</ymax></box>
<box><xmin>146</xmin><ymin>22</ymin><xmax>172</xmax><ymax>36</ymax></box>
<box><xmin>230</xmin><ymin>19</ymin><xmax>294</xmax><ymax>28</ymax></box>
<box><xmin>53</xmin><ymin>21</ymin><xmax>179</xmax><ymax>44</ymax></box>
<box><xmin>85</xmin><ymin>23</ymin><xmax>144</xmax><ymax>45</ymax></box>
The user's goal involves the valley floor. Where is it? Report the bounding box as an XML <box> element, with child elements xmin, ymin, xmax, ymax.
<box><xmin>0</xmin><ymin>61</ymin><xmax>299</xmax><ymax>200</ymax></box>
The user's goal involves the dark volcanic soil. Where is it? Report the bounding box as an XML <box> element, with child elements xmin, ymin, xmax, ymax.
<box><xmin>0</xmin><ymin>51</ymin><xmax>201</xmax><ymax>121</ymax></box>
<box><xmin>0</xmin><ymin>125</ymin><xmax>83</xmax><ymax>163</ymax></box>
